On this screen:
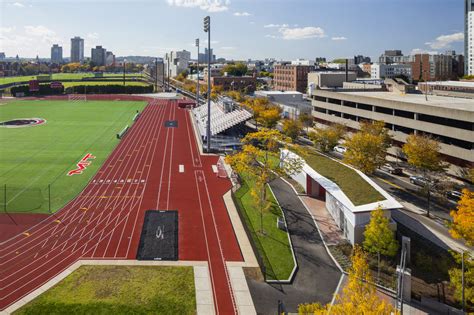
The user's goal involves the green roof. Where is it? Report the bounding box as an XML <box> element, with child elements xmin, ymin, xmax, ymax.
<box><xmin>304</xmin><ymin>151</ymin><xmax>385</xmax><ymax>206</ymax></box>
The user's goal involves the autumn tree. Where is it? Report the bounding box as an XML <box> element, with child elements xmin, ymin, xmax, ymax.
<box><xmin>309</xmin><ymin>123</ymin><xmax>346</xmax><ymax>153</ymax></box>
<box><xmin>448</xmin><ymin>251</ymin><xmax>473</xmax><ymax>308</ymax></box>
<box><xmin>221</xmin><ymin>62</ymin><xmax>248</xmax><ymax>76</ymax></box>
<box><xmin>343</xmin><ymin>121</ymin><xmax>391</xmax><ymax>174</ymax></box>
<box><xmin>298</xmin><ymin>113</ymin><xmax>313</xmax><ymax>133</ymax></box>
<box><xmin>225</xmin><ymin>129</ymin><xmax>303</xmax><ymax>233</ymax></box>
<box><xmin>299</xmin><ymin>246</ymin><xmax>397</xmax><ymax>314</ymax></box>
<box><xmin>402</xmin><ymin>133</ymin><xmax>445</xmax><ymax>217</ymax></box>
<box><xmin>363</xmin><ymin>206</ymin><xmax>399</xmax><ymax>282</ymax></box>
<box><xmin>282</xmin><ymin>119</ymin><xmax>302</xmax><ymax>140</ymax></box>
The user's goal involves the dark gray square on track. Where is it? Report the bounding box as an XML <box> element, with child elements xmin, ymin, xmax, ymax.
<box><xmin>136</xmin><ymin>210</ymin><xmax>178</xmax><ymax>260</ymax></box>
<box><xmin>165</xmin><ymin>120</ymin><xmax>178</xmax><ymax>128</ymax></box>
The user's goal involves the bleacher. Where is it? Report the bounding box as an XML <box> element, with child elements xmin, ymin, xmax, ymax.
<box><xmin>192</xmin><ymin>99</ymin><xmax>252</xmax><ymax>138</ymax></box>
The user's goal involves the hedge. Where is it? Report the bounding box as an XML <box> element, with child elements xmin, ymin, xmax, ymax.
<box><xmin>11</xmin><ymin>84</ymin><xmax>65</xmax><ymax>97</ymax></box>
<box><xmin>11</xmin><ymin>84</ymin><xmax>153</xmax><ymax>96</ymax></box>
<box><xmin>64</xmin><ymin>84</ymin><xmax>153</xmax><ymax>94</ymax></box>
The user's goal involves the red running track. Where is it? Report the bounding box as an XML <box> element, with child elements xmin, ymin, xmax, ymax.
<box><xmin>0</xmin><ymin>98</ymin><xmax>243</xmax><ymax>314</ymax></box>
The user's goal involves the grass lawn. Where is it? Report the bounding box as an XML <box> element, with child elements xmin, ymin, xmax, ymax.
<box><xmin>14</xmin><ymin>265</ymin><xmax>196</xmax><ymax>315</ymax></box>
<box><xmin>0</xmin><ymin>73</ymin><xmax>142</xmax><ymax>85</ymax></box>
<box><xmin>0</xmin><ymin>99</ymin><xmax>146</xmax><ymax>214</ymax></box>
<box><xmin>234</xmin><ymin>173</ymin><xmax>295</xmax><ymax>281</ymax></box>
<box><xmin>304</xmin><ymin>150</ymin><xmax>384</xmax><ymax>206</ymax></box>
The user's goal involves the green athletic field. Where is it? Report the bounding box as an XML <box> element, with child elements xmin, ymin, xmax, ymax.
<box><xmin>0</xmin><ymin>73</ymin><xmax>143</xmax><ymax>85</ymax></box>
<box><xmin>0</xmin><ymin>99</ymin><xmax>147</xmax><ymax>214</ymax></box>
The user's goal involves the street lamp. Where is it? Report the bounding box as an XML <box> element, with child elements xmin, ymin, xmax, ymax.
<box><xmin>123</xmin><ymin>58</ymin><xmax>127</xmax><ymax>86</ymax></box>
<box><xmin>195</xmin><ymin>38</ymin><xmax>200</xmax><ymax>106</ymax></box>
<box><xmin>204</xmin><ymin>15</ymin><xmax>211</xmax><ymax>152</ymax></box>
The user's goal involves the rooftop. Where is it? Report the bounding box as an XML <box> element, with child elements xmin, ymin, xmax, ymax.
<box><xmin>338</xmin><ymin>90</ymin><xmax>474</xmax><ymax>112</ymax></box>
<box><xmin>420</xmin><ymin>80</ymin><xmax>474</xmax><ymax>88</ymax></box>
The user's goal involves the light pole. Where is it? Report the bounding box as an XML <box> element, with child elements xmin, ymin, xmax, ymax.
<box><xmin>123</xmin><ymin>58</ymin><xmax>126</xmax><ymax>86</ymax></box>
<box><xmin>195</xmin><ymin>38</ymin><xmax>200</xmax><ymax>106</ymax></box>
<box><xmin>154</xmin><ymin>58</ymin><xmax>158</xmax><ymax>92</ymax></box>
<box><xmin>204</xmin><ymin>16</ymin><xmax>211</xmax><ymax>152</ymax></box>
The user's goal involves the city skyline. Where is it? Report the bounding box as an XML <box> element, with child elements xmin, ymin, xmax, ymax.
<box><xmin>0</xmin><ymin>0</ymin><xmax>465</xmax><ymax>60</ymax></box>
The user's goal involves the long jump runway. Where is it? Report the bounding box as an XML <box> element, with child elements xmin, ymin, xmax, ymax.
<box><xmin>0</xmin><ymin>99</ymin><xmax>243</xmax><ymax>314</ymax></box>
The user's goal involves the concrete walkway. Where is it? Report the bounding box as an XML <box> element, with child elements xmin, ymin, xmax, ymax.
<box><xmin>245</xmin><ymin>178</ymin><xmax>341</xmax><ymax>314</ymax></box>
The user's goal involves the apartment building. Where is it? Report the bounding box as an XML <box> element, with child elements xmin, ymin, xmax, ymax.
<box><xmin>273</xmin><ymin>64</ymin><xmax>315</xmax><ymax>93</ymax></box>
<box><xmin>70</xmin><ymin>36</ymin><xmax>84</xmax><ymax>63</ymax></box>
<box><xmin>371</xmin><ymin>63</ymin><xmax>412</xmax><ymax>81</ymax></box>
<box><xmin>50</xmin><ymin>44</ymin><xmax>63</xmax><ymax>64</ymax></box>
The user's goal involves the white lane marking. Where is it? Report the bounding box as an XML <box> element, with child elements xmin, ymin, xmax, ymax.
<box><xmin>212</xmin><ymin>165</ymin><xmax>217</xmax><ymax>173</ymax></box>
<box><xmin>179</xmin><ymin>165</ymin><xmax>184</xmax><ymax>173</ymax></box>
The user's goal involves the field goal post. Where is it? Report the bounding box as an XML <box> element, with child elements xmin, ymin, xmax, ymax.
<box><xmin>68</xmin><ymin>94</ymin><xmax>87</xmax><ymax>102</ymax></box>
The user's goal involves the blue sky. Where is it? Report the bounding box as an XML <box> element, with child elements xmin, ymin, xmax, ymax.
<box><xmin>0</xmin><ymin>0</ymin><xmax>465</xmax><ymax>61</ymax></box>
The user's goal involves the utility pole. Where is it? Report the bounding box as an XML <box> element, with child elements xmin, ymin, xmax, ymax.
<box><xmin>195</xmin><ymin>38</ymin><xmax>200</xmax><ymax>106</ymax></box>
<box><xmin>154</xmin><ymin>58</ymin><xmax>158</xmax><ymax>92</ymax></box>
<box><xmin>123</xmin><ymin>59</ymin><xmax>126</xmax><ymax>86</ymax></box>
<box><xmin>204</xmin><ymin>16</ymin><xmax>211</xmax><ymax>152</ymax></box>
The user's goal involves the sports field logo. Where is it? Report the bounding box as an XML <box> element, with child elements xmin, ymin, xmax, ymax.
<box><xmin>67</xmin><ymin>153</ymin><xmax>96</xmax><ymax>176</ymax></box>
<box><xmin>0</xmin><ymin>118</ymin><xmax>46</xmax><ymax>128</ymax></box>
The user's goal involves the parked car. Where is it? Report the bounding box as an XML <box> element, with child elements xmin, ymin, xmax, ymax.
<box><xmin>333</xmin><ymin>145</ymin><xmax>347</xmax><ymax>154</ymax></box>
<box><xmin>382</xmin><ymin>163</ymin><xmax>403</xmax><ymax>175</ymax></box>
<box><xmin>446</xmin><ymin>190</ymin><xmax>462</xmax><ymax>202</ymax></box>
<box><xmin>409</xmin><ymin>175</ymin><xmax>431</xmax><ymax>187</ymax></box>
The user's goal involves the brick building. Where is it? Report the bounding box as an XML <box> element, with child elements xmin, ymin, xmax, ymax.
<box><xmin>210</xmin><ymin>75</ymin><xmax>256</xmax><ymax>92</ymax></box>
<box><xmin>273</xmin><ymin>64</ymin><xmax>315</xmax><ymax>93</ymax></box>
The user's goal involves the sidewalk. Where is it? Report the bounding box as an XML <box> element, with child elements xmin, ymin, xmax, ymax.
<box><xmin>245</xmin><ymin>178</ymin><xmax>341</xmax><ymax>314</ymax></box>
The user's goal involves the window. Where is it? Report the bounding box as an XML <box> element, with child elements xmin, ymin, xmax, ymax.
<box><xmin>314</xmin><ymin>106</ymin><xmax>327</xmax><ymax>114</ymax></box>
<box><xmin>394</xmin><ymin>109</ymin><xmax>414</xmax><ymax>119</ymax></box>
<box><xmin>375</xmin><ymin>106</ymin><xmax>393</xmax><ymax>115</ymax></box>
<box><xmin>343</xmin><ymin>101</ymin><xmax>357</xmax><ymax>108</ymax></box>
<box><xmin>357</xmin><ymin>103</ymin><xmax>372</xmax><ymax>111</ymax></box>
<box><xmin>417</xmin><ymin>114</ymin><xmax>473</xmax><ymax>131</ymax></box>
<box><xmin>327</xmin><ymin>98</ymin><xmax>342</xmax><ymax>105</ymax></box>
<box><xmin>394</xmin><ymin>125</ymin><xmax>414</xmax><ymax>134</ymax></box>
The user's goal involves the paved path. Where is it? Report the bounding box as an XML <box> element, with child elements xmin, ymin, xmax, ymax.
<box><xmin>245</xmin><ymin>178</ymin><xmax>341</xmax><ymax>314</ymax></box>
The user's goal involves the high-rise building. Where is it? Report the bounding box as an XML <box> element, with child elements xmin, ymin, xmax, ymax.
<box><xmin>164</xmin><ymin>50</ymin><xmax>191</xmax><ymax>77</ymax></box>
<box><xmin>198</xmin><ymin>48</ymin><xmax>215</xmax><ymax>63</ymax></box>
<box><xmin>412</xmin><ymin>53</ymin><xmax>459</xmax><ymax>81</ymax></box>
<box><xmin>50</xmin><ymin>44</ymin><xmax>63</xmax><ymax>64</ymax></box>
<box><xmin>91</xmin><ymin>46</ymin><xmax>107</xmax><ymax>66</ymax></box>
<box><xmin>465</xmin><ymin>0</ymin><xmax>474</xmax><ymax>75</ymax></box>
<box><xmin>70</xmin><ymin>36</ymin><xmax>84</xmax><ymax>62</ymax></box>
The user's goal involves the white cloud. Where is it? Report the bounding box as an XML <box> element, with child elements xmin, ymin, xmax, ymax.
<box><xmin>233</xmin><ymin>11</ymin><xmax>251</xmax><ymax>16</ymax></box>
<box><xmin>278</xmin><ymin>26</ymin><xmax>325</xmax><ymax>40</ymax></box>
<box><xmin>264</xmin><ymin>23</ymin><xmax>288</xmax><ymax>28</ymax></box>
<box><xmin>0</xmin><ymin>25</ymin><xmax>64</xmax><ymax>57</ymax></box>
<box><xmin>249</xmin><ymin>21</ymin><xmax>255</xmax><ymax>25</ymax></box>
<box><xmin>86</xmin><ymin>32</ymin><xmax>100</xmax><ymax>40</ymax></box>
<box><xmin>265</xmin><ymin>34</ymin><xmax>278</xmax><ymax>39</ymax></box>
<box><xmin>425</xmin><ymin>32</ymin><xmax>463</xmax><ymax>49</ymax></box>
<box><xmin>410</xmin><ymin>48</ymin><xmax>439</xmax><ymax>55</ymax></box>
<box><xmin>0</xmin><ymin>27</ymin><xmax>15</xmax><ymax>34</ymax></box>
<box><xmin>12</xmin><ymin>2</ymin><xmax>25</xmax><ymax>8</ymax></box>
<box><xmin>331</xmin><ymin>36</ymin><xmax>347</xmax><ymax>41</ymax></box>
<box><xmin>220</xmin><ymin>46</ymin><xmax>235</xmax><ymax>50</ymax></box>
<box><xmin>166</xmin><ymin>0</ymin><xmax>230</xmax><ymax>12</ymax></box>
<box><xmin>24</xmin><ymin>25</ymin><xmax>59</xmax><ymax>42</ymax></box>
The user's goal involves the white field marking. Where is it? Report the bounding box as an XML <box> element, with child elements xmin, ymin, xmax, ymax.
<box><xmin>113</xmin><ymin>103</ymin><xmax>166</xmax><ymax>258</ymax></box>
<box><xmin>179</xmin><ymin>165</ymin><xmax>184</xmax><ymax>173</ymax></box>
<box><xmin>102</xmin><ymin>103</ymin><xmax>165</xmax><ymax>257</ymax></box>
<box><xmin>194</xmin><ymin>170</ymin><xmax>218</xmax><ymax>315</ymax></box>
<box><xmin>0</xmin><ymin>105</ymin><xmax>155</xmax><ymax>251</ymax></box>
<box><xmin>0</xmin><ymin>104</ymin><xmax>157</xmax><ymax>268</ymax></box>
<box><xmin>125</xmin><ymin>99</ymin><xmax>170</xmax><ymax>257</ymax></box>
<box><xmin>155</xmin><ymin>102</ymin><xmax>173</xmax><ymax>210</ymax></box>
<box><xmin>200</xmin><ymin>169</ymin><xmax>238</xmax><ymax>314</ymax></box>
<box><xmin>212</xmin><ymin>165</ymin><xmax>218</xmax><ymax>173</ymax></box>
<box><xmin>166</xmin><ymin>103</ymin><xmax>176</xmax><ymax>209</ymax></box>
<box><xmin>184</xmin><ymin>109</ymin><xmax>202</xmax><ymax>168</ymax></box>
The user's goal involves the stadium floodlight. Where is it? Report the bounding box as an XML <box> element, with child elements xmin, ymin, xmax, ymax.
<box><xmin>203</xmin><ymin>16</ymin><xmax>211</xmax><ymax>152</ymax></box>
<box><xmin>195</xmin><ymin>38</ymin><xmax>200</xmax><ymax>107</ymax></box>
<box><xmin>203</xmin><ymin>16</ymin><xmax>210</xmax><ymax>33</ymax></box>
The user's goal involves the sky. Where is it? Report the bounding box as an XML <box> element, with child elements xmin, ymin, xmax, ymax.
<box><xmin>0</xmin><ymin>0</ymin><xmax>465</xmax><ymax>61</ymax></box>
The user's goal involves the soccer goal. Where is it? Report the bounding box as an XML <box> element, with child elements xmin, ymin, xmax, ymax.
<box><xmin>68</xmin><ymin>94</ymin><xmax>87</xmax><ymax>102</ymax></box>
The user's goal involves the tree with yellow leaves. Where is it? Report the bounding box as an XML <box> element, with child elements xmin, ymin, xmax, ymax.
<box><xmin>309</xmin><ymin>123</ymin><xmax>346</xmax><ymax>153</ymax></box>
<box><xmin>448</xmin><ymin>189</ymin><xmax>474</xmax><ymax>308</ymax></box>
<box><xmin>344</xmin><ymin>121</ymin><xmax>392</xmax><ymax>174</ymax></box>
<box><xmin>299</xmin><ymin>246</ymin><xmax>397</xmax><ymax>314</ymax></box>
<box><xmin>282</xmin><ymin>119</ymin><xmax>303</xmax><ymax>140</ymax></box>
<box><xmin>363</xmin><ymin>206</ymin><xmax>399</xmax><ymax>283</ymax></box>
<box><xmin>225</xmin><ymin>129</ymin><xmax>303</xmax><ymax>233</ymax></box>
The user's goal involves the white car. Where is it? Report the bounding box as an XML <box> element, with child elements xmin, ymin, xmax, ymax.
<box><xmin>334</xmin><ymin>145</ymin><xmax>347</xmax><ymax>154</ymax></box>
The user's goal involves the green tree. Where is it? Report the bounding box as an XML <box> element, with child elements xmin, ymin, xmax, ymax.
<box><xmin>282</xmin><ymin>119</ymin><xmax>302</xmax><ymax>140</ymax></box>
<box><xmin>222</xmin><ymin>63</ymin><xmax>248</xmax><ymax>76</ymax></box>
<box><xmin>449</xmin><ymin>251</ymin><xmax>474</xmax><ymax>309</ymax></box>
<box><xmin>402</xmin><ymin>133</ymin><xmax>445</xmax><ymax>217</ymax></box>
<box><xmin>225</xmin><ymin>129</ymin><xmax>303</xmax><ymax>233</ymax></box>
<box><xmin>363</xmin><ymin>206</ymin><xmax>399</xmax><ymax>282</ymax></box>
<box><xmin>344</xmin><ymin>121</ymin><xmax>392</xmax><ymax>174</ymax></box>
<box><xmin>309</xmin><ymin>123</ymin><xmax>345</xmax><ymax>153</ymax></box>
